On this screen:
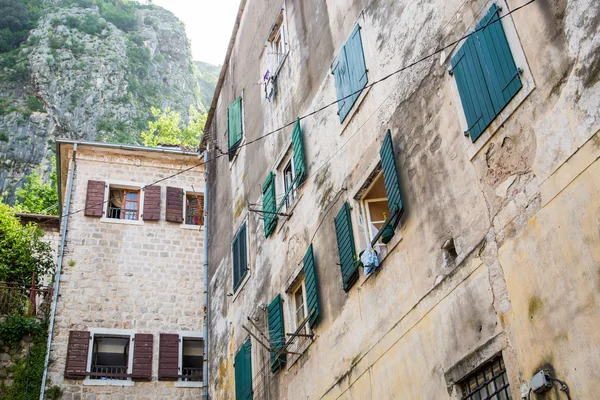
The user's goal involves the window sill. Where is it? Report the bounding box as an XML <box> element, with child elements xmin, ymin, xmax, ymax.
<box><xmin>174</xmin><ymin>381</ymin><xmax>204</xmax><ymax>388</ymax></box>
<box><xmin>100</xmin><ymin>218</ymin><xmax>144</xmax><ymax>226</ymax></box>
<box><xmin>180</xmin><ymin>224</ymin><xmax>204</xmax><ymax>231</ymax></box>
<box><xmin>83</xmin><ymin>378</ymin><xmax>134</xmax><ymax>387</ymax></box>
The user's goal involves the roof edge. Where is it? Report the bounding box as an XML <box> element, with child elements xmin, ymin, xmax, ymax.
<box><xmin>55</xmin><ymin>139</ymin><xmax>201</xmax><ymax>156</ymax></box>
<box><xmin>203</xmin><ymin>0</ymin><xmax>248</xmax><ymax>142</ymax></box>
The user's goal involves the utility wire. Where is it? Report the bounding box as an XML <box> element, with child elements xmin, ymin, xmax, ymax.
<box><xmin>54</xmin><ymin>0</ymin><xmax>536</xmax><ymax>221</ymax></box>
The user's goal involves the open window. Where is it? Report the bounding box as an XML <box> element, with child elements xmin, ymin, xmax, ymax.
<box><xmin>89</xmin><ymin>335</ymin><xmax>131</xmax><ymax>381</ymax></box>
<box><xmin>264</xmin><ymin>7</ymin><xmax>289</xmax><ymax>101</ymax></box>
<box><xmin>107</xmin><ymin>187</ymin><xmax>141</xmax><ymax>221</ymax></box>
<box><xmin>174</xmin><ymin>335</ymin><xmax>204</xmax><ymax>387</ymax></box>
<box><xmin>184</xmin><ymin>192</ymin><xmax>204</xmax><ymax>227</ymax></box>
<box><xmin>361</xmin><ymin>172</ymin><xmax>390</xmax><ymax>253</ymax></box>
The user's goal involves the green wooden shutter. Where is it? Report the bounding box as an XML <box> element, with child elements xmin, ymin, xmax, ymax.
<box><xmin>332</xmin><ymin>50</ymin><xmax>351</xmax><ymax>122</ymax></box>
<box><xmin>234</xmin><ymin>339</ymin><xmax>253</xmax><ymax>400</ymax></box>
<box><xmin>345</xmin><ymin>25</ymin><xmax>368</xmax><ymax>111</ymax></box>
<box><xmin>474</xmin><ymin>4</ymin><xmax>522</xmax><ymax>114</ymax></box>
<box><xmin>228</xmin><ymin>97</ymin><xmax>243</xmax><ymax>151</ymax></box>
<box><xmin>380</xmin><ymin>130</ymin><xmax>404</xmax><ymax>223</ymax></box>
<box><xmin>303</xmin><ymin>244</ymin><xmax>321</xmax><ymax>329</ymax></box>
<box><xmin>233</xmin><ymin>223</ymin><xmax>248</xmax><ymax>292</ymax></box>
<box><xmin>334</xmin><ymin>202</ymin><xmax>358</xmax><ymax>291</ymax></box>
<box><xmin>451</xmin><ymin>4</ymin><xmax>521</xmax><ymax>142</ymax></box>
<box><xmin>291</xmin><ymin>119</ymin><xmax>306</xmax><ymax>184</ymax></box>
<box><xmin>268</xmin><ymin>295</ymin><xmax>286</xmax><ymax>373</ymax></box>
<box><xmin>262</xmin><ymin>173</ymin><xmax>277</xmax><ymax>238</ymax></box>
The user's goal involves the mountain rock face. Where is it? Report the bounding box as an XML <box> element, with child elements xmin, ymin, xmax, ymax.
<box><xmin>0</xmin><ymin>1</ymin><xmax>213</xmax><ymax>202</ymax></box>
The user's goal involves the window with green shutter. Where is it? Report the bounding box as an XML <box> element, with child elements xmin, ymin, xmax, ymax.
<box><xmin>228</xmin><ymin>96</ymin><xmax>243</xmax><ymax>153</ymax></box>
<box><xmin>335</xmin><ymin>202</ymin><xmax>359</xmax><ymax>291</ymax></box>
<box><xmin>234</xmin><ymin>339</ymin><xmax>253</xmax><ymax>400</ymax></box>
<box><xmin>291</xmin><ymin>119</ymin><xmax>306</xmax><ymax>184</ymax></box>
<box><xmin>262</xmin><ymin>173</ymin><xmax>277</xmax><ymax>238</ymax></box>
<box><xmin>451</xmin><ymin>4</ymin><xmax>522</xmax><ymax>142</ymax></box>
<box><xmin>267</xmin><ymin>295</ymin><xmax>286</xmax><ymax>373</ymax></box>
<box><xmin>380</xmin><ymin>130</ymin><xmax>404</xmax><ymax>224</ymax></box>
<box><xmin>232</xmin><ymin>222</ymin><xmax>248</xmax><ymax>292</ymax></box>
<box><xmin>332</xmin><ymin>24</ymin><xmax>368</xmax><ymax>123</ymax></box>
<box><xmin>303</xmin><ymin>244</ymin><xmax>321</xmax><ymax>328</ymax></box>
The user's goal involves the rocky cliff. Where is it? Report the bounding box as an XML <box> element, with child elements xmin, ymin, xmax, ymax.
<box><xmin>0</xmin><ymin>1</ymin><xmax>210</xmax><ymax>202</ymax></box>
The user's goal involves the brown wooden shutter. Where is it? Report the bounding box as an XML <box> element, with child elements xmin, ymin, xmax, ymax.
<box><xmin>166</xmin><ymin>187</ymin><xmax>184</xmax><ymax>223</ymax></box>
<box><xmin>142</xmin><ymin>186</ymin><xmax>161</xmax><ymax>221</ymax></box>
<box><xmin>84</xmin><ymin>180</ymin><xmax>105</xmax><ymax>217</ymax></box>
<box><xmin>64</xmin><ymin>330</ymin><xmax>90</xmax><ymax>379</ymax></box>
<box><xmin>158</xmin><ymin>333</ymin><xmax>179</xmax><ymax>380</ymax></box>
<box><xmin>132</xmin><ymin>333</ymin><xmax>153</xmax><ymax>381</ymax></box>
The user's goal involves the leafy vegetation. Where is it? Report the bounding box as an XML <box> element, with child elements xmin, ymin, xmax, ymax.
<box><xmin>0</xmin><ymin>203</ymin><xmax>55</xmax><ymax>285</ymax></box>
<box><xmin>14</xmin><ymin>158</ymin><xmax>58</xmax><ymax>215</ymax></box>
<box><xmin>0</xmin><ymin>0</ymin><xmax>44</xmax><ymax>53</ymax></box>
<box><xmin>141</xmin><ymin>106</ymin><xmax>205</xmax><ymax>148</ymax></box>
<box><xmin>0</xmin><ymin>314</ymin><xmax>42</xmax><ymax>345</ymax></box>
<box><xmin>26</xmin><ymin>96</ymin><xmax>44</xmax><ymax>112</ymax></box>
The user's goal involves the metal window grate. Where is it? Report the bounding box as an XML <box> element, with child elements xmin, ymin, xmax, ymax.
<box><xmin>461</xmin><ymin>356</ymin><xmax>512</xmax><ymax>400</ymax></box>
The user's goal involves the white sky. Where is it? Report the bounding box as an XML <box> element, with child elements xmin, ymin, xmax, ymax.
<box><xmin>152</xmin><ymin>0</ymin><xmax>240</xmax><ymax>65</ymax></box>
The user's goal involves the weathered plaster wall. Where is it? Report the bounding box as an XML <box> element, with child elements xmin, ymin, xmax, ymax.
<box><xmin>48</xmin><ymin>146</ymin><xmax>205</xmax><ymax>400</ymax></box>
<box><xmin>207</xmin><ymin>0</ymin><xmax>600</xmax><ymax>398</ymax></box>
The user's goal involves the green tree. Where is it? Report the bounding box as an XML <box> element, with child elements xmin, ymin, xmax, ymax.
<box><xmin>14</xmin><ymin>158</ymin><xmax>59</xmax><ymax>216</ymax></box>
<box><xmin>0</xmin><ymin>203</ymin><xmax>55</xmax><ymax>285</ymax></box>
<box><xmin>141</xmin><ymin>106</ymin><xmax>205</xmax><ymax>148</ymax></box>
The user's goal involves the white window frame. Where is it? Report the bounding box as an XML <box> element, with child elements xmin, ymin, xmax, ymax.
<box><xmin>174</xmin><ymin>331</ymin><xmax>204</xmax><ymax>388</ymax></box>
<box><xmin>100</xmin><ymin>180</ymin><xmax>145</xmax><ymax>226</ymax></box>
<box><xmin>181</xmin><ymin>188</ymin><xmax>205</xmax><ymax>230</ymax></box>
<box><xmin>280</xmin><ymin>159</ymin><xmax>297</xmax><ymax>212</ymax></box>
<box><xmin>83</xmin><ymin>328</ymin><xmax>135</xmax><ymax>387</ymax></box>
<box><xmin>266</xmin><ymin>5</ymin><xmax>289</xmax><ymax>77</ymax></box>
<box><xmin>290</xmin><ymin>280</ymin><xmax>310</xmax><ymax>340</ymax></box>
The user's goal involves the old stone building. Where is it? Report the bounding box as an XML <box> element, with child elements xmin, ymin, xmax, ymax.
<box><xmin>204</xmin><ymin>0</ymin><xmax>600</xmax><ymax>399</ymax></box>
<box><xmin>44</xmin><ymin>140</ymin><xmax>207</xmax><ymax>399</ymax></box>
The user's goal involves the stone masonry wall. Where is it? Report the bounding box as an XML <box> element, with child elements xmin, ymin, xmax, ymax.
<box><xmin>47</xmin><ymin>145</ymin><xmax>205</xmax><ymax>400</ymax></box>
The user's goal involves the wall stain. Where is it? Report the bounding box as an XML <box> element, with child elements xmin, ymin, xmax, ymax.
<box><xmin>528</xmin><ymin>295</ymin><xmax>543</xmax><ymax>320</ymax></box>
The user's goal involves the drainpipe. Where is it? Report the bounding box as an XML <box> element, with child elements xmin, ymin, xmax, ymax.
<box><xmin>40</xmin><ymin>143</ymin><xmax>77</xmax><ymax>400</ymax></box>
<box><xmin>203</xmin><ymin>151</ymin><xmax>210</xmax><ymax>400</ymax></box>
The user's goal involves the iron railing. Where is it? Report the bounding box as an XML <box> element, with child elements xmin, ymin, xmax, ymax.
<box><xmin>0</xmin><ymin>280</ymin><xmax>52</xmax><ymax>319</ymax></box>
<box><xmin>181</xmin><ymin>367</ymin><xmax>203</xmax><ymax>381</ymax></box>
<box><xmin>90</xmin><ymin>365</ymin><xmax>128</xmax><ymax>380</ymax></box>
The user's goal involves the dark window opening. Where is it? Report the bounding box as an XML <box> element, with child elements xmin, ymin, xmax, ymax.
<box><xmin>461</xmin><ymin>355</ymin><xmax>511</xmax><ymax>400</ymax></box>
<box><xmin>181</xmin><ymin>338</ymin><xmax>203</xmax><ymax>382</ymax></box>
<box><xmin>108</xmin><ymin>189</ymin><xmax>139</xmax><ymax>220</ymax></box>
<box><xmin>185</xmin><ymin>194</ymin><xmax>204</xmax><ymax>226</ymax></box>
<box><xmin>90</xmin><ymin>336</ymin><xmax>130</xmax><ymax>380</ymax></box>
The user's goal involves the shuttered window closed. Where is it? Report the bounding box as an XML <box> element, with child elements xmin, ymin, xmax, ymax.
<box><xmin>64</xmin><ymin>331</ymin><xmax>90</xmax><ymax>379</ymax></box>
<box><xmin>262</xmin><ymin>173</ymin><xmax>277</xmax><ymax>238</ymax></box>
<box><xmin>84</xmin><ymin>180</ymin><xmax>105</xmax><ymax>217</ymax></box>
<box><xmin>228</xmin><ymin>96</ymin><xmax>243</xmax><ymax>152</ymax></box>
<box><xmin>142</xmin><ymin>185</ymin><xmax>161</xmax><ymax>221</ymax></box>
<box><xmin>234</xmin><ymin>339</ymin><xmax>253</xmax><ymax>400</ymax></box>
<box><xmin>303</xmin><ymin>244</ymin><xmax>321</xmax><ymax>329</ymax></box>
<box><xmin>380</xmin><ymin>130</ymin><xmax>404</xmax><ymax>223</ymax></box>
<box><xmin>232</xmin><ymin>222</ymin><xmax>248</xmax><ymax>292</ymax></box>
<box><xmin>332</xmin><ymin>24</ymin><xmax>368</xmax><ymax>123</ymax></box>
<box><xmin>451</xmin><ymin>4</ymin><xmax>522</xmax><ymax>142</ymax></box>
<box><xmin>166</xmin><ymin>187</ymin><xmax>184</xmax><ymax>222</ymax></box>
<box><xmin>158</xmin><ymin>333</ymin><xmax>179</xmax><ymax>380</ymax></box>
<box><xmin>291</xmin><ymin>119</ymin><xmax>306</xmax><ymax>184</ymax></box>
<box><xmin>132</xmin><ymin>333</ymin><xmax>153</xmax><ymax>381</ymax></box>
<box><xmin>267</xmin><ymin>295</ymin><xmax>286</xmax><ymax>373</ymax></box>
<box><xmin>334</xmin><ymin>202</ymin><xmax>358</xmax><ymax>291</ymax></box>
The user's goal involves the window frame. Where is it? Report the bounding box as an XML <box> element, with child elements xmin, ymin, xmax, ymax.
<box><xmin>174</xmin><ymin>331</ymin><xmax>204</xmax><ymax>388</ymax></box>
<box><xmin>283</xmin><ymin>268</ymin><xmax>314</xmax><ymax>367</ymax></box>
<box><xmin>181</xmin><ymin>189</ymin><xmax>205</xmax><ymax>230</ymax></box>
<box><xmin>83</xmin><ymin>328</ymin><xmax>136</xmax><ymax>387</ymax></box>
<box><xmin>101</xmin><ymin>181</ymin><xmax>145</xmax><ymax>226</ymax></box>
<box><xmin>227</xmin><ymin>93</ymin><xmax>245</xmax><ymax>165</ymax></box>
<box><xmin>458</xmin><ymin>355</ymin><xmax>511</xmax><ymax>400</ymax></box>
<box><xmin>231</xmin><ymin>219</ymin><xmax>250</xmax><ymax>299</ymax></box>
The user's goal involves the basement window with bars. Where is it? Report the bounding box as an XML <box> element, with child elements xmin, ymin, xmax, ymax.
<box><xmin>107</xmin><ymin>187</ymin><xmax>140</xmax><ymax>221</ymax></box>
<box><xmin>460</xmin><ymin>356</ymin><xmax>511</xmax><ymax>400</ymax></box>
